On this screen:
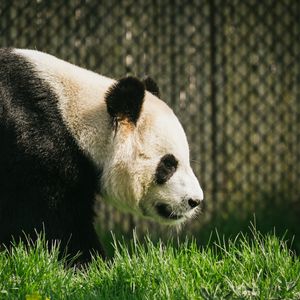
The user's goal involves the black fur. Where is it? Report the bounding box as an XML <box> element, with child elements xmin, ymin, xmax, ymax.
<box><xmin>105</xmin><ymin>76</ymin><xmax>145</xmax><ymax>125</ymax></box>
<box><xmin>142</xmin><ymin>76</ymin><xmax>160</xmax><ymax>98</ymax></box>
<box><xmin>155</xmin><ymin>154</ymin><xmax>178</xmax><ymax>185</ymax></box>
<box><xmin>0</xmin><ymin>49</ymin><xmax>104</xmax><ymax>264</ymax></box>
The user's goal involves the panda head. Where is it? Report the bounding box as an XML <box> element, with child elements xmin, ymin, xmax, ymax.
<box><xmin>101</xmin><ymin>76</ymin><xmax>204</xmax><ymax>225</ymax></box>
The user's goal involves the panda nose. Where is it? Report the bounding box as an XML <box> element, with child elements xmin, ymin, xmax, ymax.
<box><xmin>188</xmin><ymin>198</ymin><xmax>201</xmax><ymax>209</ymax></box>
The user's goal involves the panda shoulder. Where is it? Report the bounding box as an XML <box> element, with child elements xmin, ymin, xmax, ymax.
<box><xmin>14</xmin><ymin>49</ymin><xmax>92</xmax><ymax>79</ymax></box>
<box><xmin>12</xmin><ymin>49</ymin><xmax>116</xmax><ymax>108</ymax></box>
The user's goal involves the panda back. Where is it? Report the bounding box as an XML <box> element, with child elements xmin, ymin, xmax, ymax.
<box><xmin>0</xmin><ymin>48</ymin><xmax>99</xmax><ymax>238</ymax></box>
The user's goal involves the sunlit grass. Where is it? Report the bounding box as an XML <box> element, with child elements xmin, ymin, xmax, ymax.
<box><xmin>0</xmin><ymin>227</ymin><xmax>299</xmax><ymax>299</ymax></box>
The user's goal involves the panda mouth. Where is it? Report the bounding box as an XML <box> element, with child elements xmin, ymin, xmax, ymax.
<box><xmin>155</xmin><ymin>203</ymin><xmax>183</xmax><ymax>220</ymax></box>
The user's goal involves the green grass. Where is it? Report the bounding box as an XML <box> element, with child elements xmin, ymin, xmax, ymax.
<box><xmin>0</xmin><ymin>228</ymin><xmax>299</xmax><ymax>300</ymax></box>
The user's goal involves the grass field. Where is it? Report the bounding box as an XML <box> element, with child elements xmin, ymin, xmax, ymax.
<box><xmin>0</xmin><ymin>227</ymin><xmax>299</xmax><ymax>300</ymax></box>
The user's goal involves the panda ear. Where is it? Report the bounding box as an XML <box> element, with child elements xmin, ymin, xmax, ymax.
<box><xmin>142</xmin><ymin>76</ymin><xmax>160</xmax><ymax>98</ymax></box>
<box><xmin>105</xmin><ymin>76</ymin><xmax>145</xmax><ymax>125</ymax></box>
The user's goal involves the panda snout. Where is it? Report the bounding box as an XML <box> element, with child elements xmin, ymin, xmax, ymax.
<box><xmin>188</xmin><ymin>198</ymin><xmax>201</xmax><ymax>209</ymax></box>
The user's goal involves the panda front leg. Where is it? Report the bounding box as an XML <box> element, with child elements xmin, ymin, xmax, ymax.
<box><xmin>42</xmin><ymin>210</ymin><xmax>105</xmax><ymax>265</ymax></box>
<box><xmin>57</xmin><ymin>221</ymin><xmax>106</xmax><ymax>265</ymax></box>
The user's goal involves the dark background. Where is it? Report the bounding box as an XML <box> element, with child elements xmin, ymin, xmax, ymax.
<box><xmin>1</xmin><ymin>0</ymin><xmax>300</xmax><ymax>253</ymax></box>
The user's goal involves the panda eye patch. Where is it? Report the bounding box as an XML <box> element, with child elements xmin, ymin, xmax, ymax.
<box><xmin>155</xmin><ymin>154</ymin><xmax>178</xmax><ymax>185</ymax></box>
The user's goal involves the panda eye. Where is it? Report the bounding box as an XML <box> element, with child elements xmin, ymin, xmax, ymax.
<box><xmin>155</xmin><ymin>154</ymin><xmax>178</xmax><ymax>185</ymax></box>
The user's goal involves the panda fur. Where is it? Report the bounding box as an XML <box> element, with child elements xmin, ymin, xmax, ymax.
<box><xmin>0</xmin><ymin>48</ymin><xmax>203</xmax><ymax>263</ymax></box>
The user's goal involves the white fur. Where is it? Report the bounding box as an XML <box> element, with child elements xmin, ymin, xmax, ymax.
<box><xmin>15</xmin><ymin>49</ymin><xmax>204</xmax><ymax>224</ymax></box>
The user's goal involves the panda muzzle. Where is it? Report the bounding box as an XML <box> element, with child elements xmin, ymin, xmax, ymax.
<box><xmin>155</xmin><ymin>203</ymin><xmax>183</xmax><ymax>220</ymax></box>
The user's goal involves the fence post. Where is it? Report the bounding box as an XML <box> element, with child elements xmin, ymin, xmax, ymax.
<box><xmin>210</xmin><ymin>0</ymin><xmax>218</xmax><ymax>213</ymax></box>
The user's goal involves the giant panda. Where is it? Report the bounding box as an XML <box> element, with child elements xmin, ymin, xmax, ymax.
<box><xmin>0</xmin><ymin>48</ymin><xmax>204</xmax><ymax>263</ymax></box>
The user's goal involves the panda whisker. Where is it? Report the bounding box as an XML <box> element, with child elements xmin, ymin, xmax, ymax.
<box><xmin>175</xmin><ymin>223</ymin><xmax>184</xmax><ymax>234</ymax></box>
<box><xmin>190</xmin><ymin>159</ymin><xmax>201</xmax><ymax>165</ymax></box>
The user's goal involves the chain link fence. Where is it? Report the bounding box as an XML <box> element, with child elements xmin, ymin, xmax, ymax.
<box><xmin>1</xmin><ymin>0</ymin><xmax>300</xmax><ymax>245</ymax></box>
